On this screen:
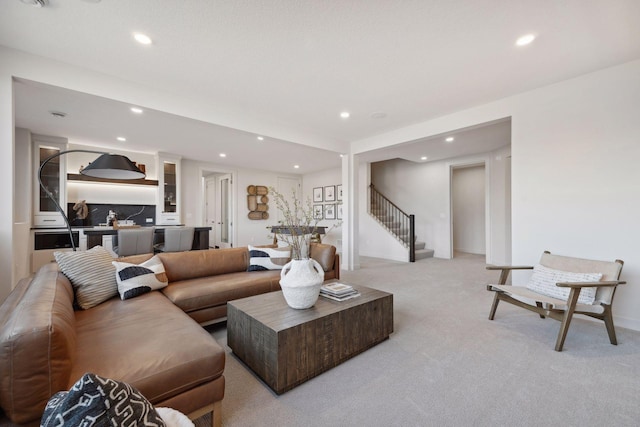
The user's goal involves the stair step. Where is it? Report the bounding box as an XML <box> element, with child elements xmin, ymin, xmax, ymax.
<box><xmin>414</xmin><ymin>241</ymin><xmax>426</xmax><ymax>250</ymax></box>
<box><xmin>414</xmin><ymin>248</ymin><xmax>434</xmax><ymax>260</ymax></box>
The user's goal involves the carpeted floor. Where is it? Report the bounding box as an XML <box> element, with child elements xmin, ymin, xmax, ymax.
<box><xmin>198</xmin><ymin>253</ymin><xmax>640</xmax><ymax>427</ymax></box>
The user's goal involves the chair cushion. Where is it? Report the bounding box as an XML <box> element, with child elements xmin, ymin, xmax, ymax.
<box><xmin>41</xmin><ymin>373</ymin><xmax>166</xmax><ymax>427</ymax></box>
<box><xmin>247</xmin><ymin>245</ymin><xmax>290</xmax><ymax>271</ymax></box>
<box><xmin>54</xmin><ymin>246</ymin><xmax>117</xmax><ymax>309</ymax></box>
<box><xmin>113</xmin><ymin>255</ymin><xmax>169</xmax><ymax>300</ymax></box>
<box><xmin>526</xmin><ymin>264</ymin><xmax>602</xmax><ymax>304</ymax></box>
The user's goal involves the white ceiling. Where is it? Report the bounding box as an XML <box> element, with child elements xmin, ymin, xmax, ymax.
<box><xmin>2</xmin><ymin>0</ymin><xmax>639</xmax><ymax>171</ymax></box>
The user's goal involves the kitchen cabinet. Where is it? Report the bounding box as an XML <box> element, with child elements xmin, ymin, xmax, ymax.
<box><xmin>157</xmin><ymin>153</ymin><xmax>181</xmax><ymax>225</ymax></box>
<box><xmin>33</xmin><ymin>135</ymin><xmax>67</xmax><ymax>227</ymax></box>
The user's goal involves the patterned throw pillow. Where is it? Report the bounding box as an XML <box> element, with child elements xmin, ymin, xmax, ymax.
<box><xmin>54</xmin><ymin>246</ymin><xmax>118</xmax><ymax>309</ymax></box>
<box><xmin>41</xmin><ymin>373</ymin><xmax>166</xmax><ymax>427</ymax></box>
<box><xmin>248</xmin><ymin>245</ymin><xmax>291</xmax><ymax>271</ymax></box>
<box><xmin>526</xmin><ymin>264</ymin><xmax>602</xmax><ymax>304</ymax></box>
<box><xmin>112</xmin><ymin>255</ymin><xmax>169</xmax><ymax>300</ymax></box>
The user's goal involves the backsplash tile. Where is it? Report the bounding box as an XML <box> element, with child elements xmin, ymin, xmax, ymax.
<box><xmin>67</xmin><ymin>203</ymin><xmax>156</xmax><ymax>227</ymax></box>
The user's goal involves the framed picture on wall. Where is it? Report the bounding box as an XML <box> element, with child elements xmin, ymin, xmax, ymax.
<box><xmin>324</xmin><ymin>204</ymin><xmax>336</xmax><ymax>220</ymax></box>
<box><xmin>313</xmin><ymin>204</ymin><xmax>323</xmax><ymax>219</ymax></box>
<box><xmin>324</xmin><ymin>185</ymin><xmax>336</xmax><ymax>202</ymax></box>
<box><xmin>337</xmin><ymin>203</ymin><xmax>343</xmax><ymax>220</ymax></box>
<box><xmin>313</xmin><ymin>187</ymin><xmax>323</xmax><ymax>202</ymax></box>
<box><xmin>337</xmin><ymin>184</ymin><xmax>343</xmax><ymax>201</ymax></box>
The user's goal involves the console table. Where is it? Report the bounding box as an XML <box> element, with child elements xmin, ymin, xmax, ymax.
<box><xmin>84</xmin><ymin>226</ymin><xmax>211</xmax><ymax>251</ymax></box>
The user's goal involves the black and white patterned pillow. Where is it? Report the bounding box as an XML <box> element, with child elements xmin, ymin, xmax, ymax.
<box><xmin>526</xmin><ymin>264</ymin><xmax>601</xmax><ymax>304</ymax></box>
<box><xmin>54</xmin><ymin>246</ymin><xmax>118</xmax><ymax>309</ymax></box>
<box><xmin>248</xmin><ymin>245</ymin><xmax>291</xmax><ymax>271</ymax></box>
<box><xmin>112</xmin><ymin>255</ymin><xmax>169</xmax><ymax>300</ymax></box>
<box><xmin>41</xmin><ymin>373</ymin><xmax>166</xmax><ymax>427</ymax></box>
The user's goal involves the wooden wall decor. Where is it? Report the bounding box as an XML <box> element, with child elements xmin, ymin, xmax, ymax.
<box><xmin>247</xmin><ymin>185</ymin><xmax>269</xmax><ymax>220</ymax></box>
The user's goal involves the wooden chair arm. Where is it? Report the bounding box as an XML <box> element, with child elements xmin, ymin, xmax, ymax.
<box><xmin>486</xmin><ymin>265</ymin><xmax>533</xmax><ymax>271</ymax></box>
<box><xmin>486</xmin><ymin>265</ymin><xmax>533</xmax><ymax>285</ymax></box>
<box><xmin>556</xmin><ymin>280</ymin><xmax>626</xmax><ymax>288</ymax></box>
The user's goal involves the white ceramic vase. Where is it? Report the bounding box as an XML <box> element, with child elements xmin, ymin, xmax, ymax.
<box><xmin>279</xmin><ymin>258</ymin><xmax>324</xmax><ymax>309</ymax></box>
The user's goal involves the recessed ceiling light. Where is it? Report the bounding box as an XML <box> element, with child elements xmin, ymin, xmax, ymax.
<box><xmin>516</xmin><ymin>34</ymin><xmax>536</xmax><ymax>46</ymax></box>
<box><xmin>133</xmin><ymin>33</ymin><xmax>152</xmax><ymax>45</ymax></box>
<box><xmin>257</xmin><ymin>136</ymin><xmax>264</xmax><ymax>141</ymax></box>
<box><xmin>294</xmin><ymin>165</ymin><xmax>300</xmax><ymax>169</ymax></box>
<box><xmin>130</xmin><ymin>107</ymin><xmax>143</xmax><ymax>114</ymax></box>
<box><xmin>421</xmin><ymin>156</ymin><xmax>428</xmax><ymax>161</ymax></box>
<box><xmin>117</xmin><ymin>137</ymin><xmax>126</xmax><ymax>142</ymax></box>
<box><xmin>219</xmin><ymin>153</ymin><xmax>226</xmax><ymax>158</ymax></box>
<box><xmin>340</xmin><ymin>112</ymin><xmax>350</xmax><ymax>119</ymax></box>
<box><xmin>339</xmin><ymin>154</ymin><xmax>344</xmax><ymax>158</ymax></box>
<box><xmin>445</xmin><ymin>137</ymin><xmax>454</xmax><ymax>143</ymax></box>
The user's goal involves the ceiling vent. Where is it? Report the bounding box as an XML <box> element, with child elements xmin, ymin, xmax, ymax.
<box><xmin>20</xmin><ymin>0</ymin><xmax>48</xmax><ymax>7</ymax></box>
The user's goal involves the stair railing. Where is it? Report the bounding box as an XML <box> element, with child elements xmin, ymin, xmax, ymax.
<box><xmin>369</xmin><ymin>184</ymin><xmax>416</xmax><ymax>262</ymax></box>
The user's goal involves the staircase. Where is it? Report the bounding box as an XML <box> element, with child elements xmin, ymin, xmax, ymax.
<box><xmin>369</xmin><ymin>184</ymin><xmax>434</xmax><ymax>262</ymax></box>
<box><xmin>413</xmin><ymin>240</ymin><xmax>435</xmax><ymax>261</ymax></box>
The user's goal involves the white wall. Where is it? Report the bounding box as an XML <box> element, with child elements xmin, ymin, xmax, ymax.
<box><xmin>181</xmin><ymin>159</ymin><xmax>303</xmax><ymax>248</ymax></box>
<box><xmin>13</xmin><ymin>128</ymin><xmax>31</xmax><ymax>284</ymax></box>
<box><xmin>368</xmin><ymin>147</ymin><xmax>510</xmax><ymax>261</ymax></box>
<box><xmin>452</xmin><ymin>165</ymin><xmax>486</xmax><ymax>255</ymax></box>
<box><xmin>358</xmin><ymin>161</ymin><xmax>408</xmax><ymax>262</ymax></box>
<box><xmin>352</xmin><ymin>59</ymin><xmax>640</xmax><ymax>330</ymax></box>
<box><xmin>301</xmin><ymin>167</ymin><xmax>342</xmax><ymax>249</ymax></box>
<box><xmin>2</xmin><ymin>72</ymin><xmax>16</xmax><ymax>301</ymax></box>
<box><xmin>510</xmin><ymin>60</ymin><xmax>640</xmax><ymax>330</ymax></box>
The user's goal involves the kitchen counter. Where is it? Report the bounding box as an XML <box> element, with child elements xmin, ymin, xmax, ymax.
<box><xmin>84</xmin><ymin>226</ymin><xmax>212</xmax><ymax>251</ymax></box>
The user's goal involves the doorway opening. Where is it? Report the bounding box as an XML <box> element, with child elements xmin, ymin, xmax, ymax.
<box><xmin>203</xmin><ymin>171</ymin><xmax>234</xmax><ymax>249</ymax></box>
<box><xmin>451</xmin><ymin>163</ymin><xmax>486</xmax><ymax>259</ymax></box>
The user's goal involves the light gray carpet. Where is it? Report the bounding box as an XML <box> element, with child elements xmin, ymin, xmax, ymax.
<box><xmin>201</xmin><ymin>253</ymin><xmax>640</xmax><ymax>427</ymax></box>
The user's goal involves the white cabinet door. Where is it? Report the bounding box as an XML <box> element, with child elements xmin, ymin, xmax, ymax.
<box><xmin>33</xmin><ymin>135</ymin><xmax>67</xmax><ymax>226</ymax></box>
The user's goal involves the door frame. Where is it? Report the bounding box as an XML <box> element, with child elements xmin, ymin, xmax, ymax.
<box><xmin>215</xmin><ymin>173</ymin><xmax>233</xmax><ymax>248</ymax></box>
<box><xmin>447</xmin><ymin>157</ymin><xmax>491</xmax><ymax>262</ymax></box>
<box><xmin>198</xmin><ymin>166</ymin><xmax>236</xmax><ymax>249</ymax></box>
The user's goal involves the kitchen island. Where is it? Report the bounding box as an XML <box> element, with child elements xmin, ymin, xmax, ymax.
<box><xmin>84</xmin><ymin>226</ymin><xmax>212</xmax><ymax>251</ymax></box>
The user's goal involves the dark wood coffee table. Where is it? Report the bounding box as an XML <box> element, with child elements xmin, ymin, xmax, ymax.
<box><xmin>227</xmin><ymin>284</ymin><xmax>393</xmax><ymax>394</ymax></box>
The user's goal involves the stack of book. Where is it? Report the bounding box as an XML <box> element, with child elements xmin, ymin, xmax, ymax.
<box><xmin>320</xmin><ymin>282</ymin><xmax>360</xmax><ymax>301</ymax></box>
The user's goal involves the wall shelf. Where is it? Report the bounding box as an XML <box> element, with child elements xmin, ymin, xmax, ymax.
<box><xmin>67</xmin><ymin>173</ymin><xmax>159</xmax><ymax>186</ymax></box>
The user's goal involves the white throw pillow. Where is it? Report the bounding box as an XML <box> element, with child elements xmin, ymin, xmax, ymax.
<box><xmin>54</xmin><ymin>246</ymin><xmax>117</xmax><ymax>309</ymax></box>
<box><xmin>526</xmin><ymin>264</ymin><xmax>602</xmax><ymax>304</ymax></box>
<box><xmin>248</xmin><ymin>245</ymin><xmax>291</xmax><ymax>271</ymax></box>
<box><xmin>112</xmin><ymin>255</ymin><xmax>168</xmax><ymax>300</ymax></box>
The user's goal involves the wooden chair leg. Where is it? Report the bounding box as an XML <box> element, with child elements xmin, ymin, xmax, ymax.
<box><xmin>555</xmin><ymin>288</ymin><xmax>580</xmax><ymax>352</ymax></box>
<box><xmin>488</xmin><ymin>292</ymin><xmax>501</xmax><ymax>320</ymax></box>
<box><xmin>536</xmin><ymin>302</ymin><xmax>546</xmax><ymax>319</ymax></box>
<box><xmin>602</xmin><ymin>305</ymin><xmax>618</xmax><ymax>345</ymax></box>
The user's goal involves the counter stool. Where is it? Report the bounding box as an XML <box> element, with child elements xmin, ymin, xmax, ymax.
<box><xmin>155</xmin><ymin>227</ymin><xmax>194</xmax><ymax>253</ymax></box>
<box><xmin>113</xmin><ymin>228</ymin><xmax>154</xmax><ymax>257</ymax></box>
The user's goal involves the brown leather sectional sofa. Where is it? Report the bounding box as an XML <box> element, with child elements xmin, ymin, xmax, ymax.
<box><xmin>0</xmin><ymin>243</ymin><xmax>339</xmax><ymax>426</ymax></box>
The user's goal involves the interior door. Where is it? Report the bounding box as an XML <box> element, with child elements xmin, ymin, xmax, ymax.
<box><xmin>205</xmin><ymin>177</ymin><xmax>217</xmax><ymax>248</ymax></box>
<box><xmin>216</xmin><ymin>174</ymin><xmax>233</xmax><ymax>248</ymax></box>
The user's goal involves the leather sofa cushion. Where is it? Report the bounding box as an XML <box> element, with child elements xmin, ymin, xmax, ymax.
<box><xmin>158</xmin><ymin>247</ymin><xmax>249</xmax><ymax>282</ymax></box>
<box><xmin>0</xmin><ymin>264</ymin><xmax>76</xmax><ymax>425</ymax></box>
<box><xmin>162</xmin><ymin>270</ymin><xmax>281</xmax><ymax>313</ymax></box>
<box><xmin>310</xmin><ymin>243</ymin><xmax>336</xmax><ymax>272</ymax></box>
<box><xmin>71</xmin><ymin>291</ymin><xmax>225</xmax><ymax>405</ymax></box>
